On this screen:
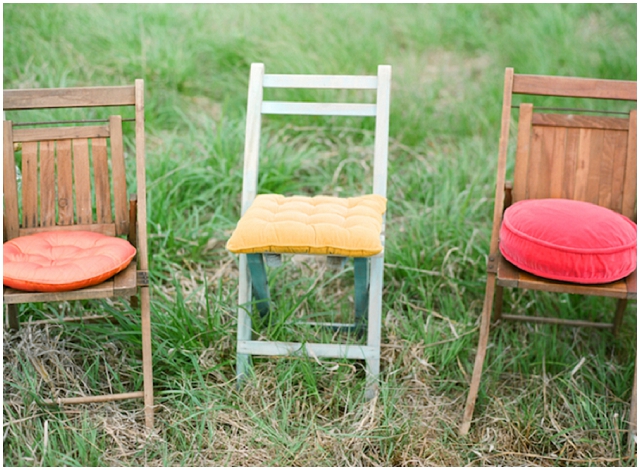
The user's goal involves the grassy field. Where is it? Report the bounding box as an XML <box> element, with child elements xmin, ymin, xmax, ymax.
<box><xmin>2</xmin><ymin>3</ymin><xmax>637</xmax><ymax>466</ymax></box>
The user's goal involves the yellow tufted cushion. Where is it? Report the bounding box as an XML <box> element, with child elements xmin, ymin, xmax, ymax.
<box><xmin>226</xmin><ymin>194</ymin><xmax>386</xmax><ymax>257</ymax></box>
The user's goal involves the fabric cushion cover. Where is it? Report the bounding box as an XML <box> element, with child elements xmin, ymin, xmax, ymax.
<box><xmin>499</xmin><ymin>199</ymin><xmax>637</xmax><ymax>284</ymax></box>
<box><xmin>226</xmin><ymin>194</ymin><xmax>386</xmax><ymax>257</ymax></box>
<box><xmin>3</xmin><ymin>231</ymin><xmax>137</xmax><ymax>292</ymax></box>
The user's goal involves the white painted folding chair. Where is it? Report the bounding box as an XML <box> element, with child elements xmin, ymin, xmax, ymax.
<box><xmin>227</xmin><ymin>63</ymin><xmax>392</xmax><ymax>398</ymax></box>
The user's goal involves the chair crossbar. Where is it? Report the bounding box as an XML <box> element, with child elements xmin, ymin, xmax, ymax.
<box><xmin>263</xmin><ymin>74</ymin><xmax>378</xmax><ymax>89</ymax></box>
<box><xmin>237</xmin><ymin>340</ymin><xmax>377</xmax><ymax>360</ymax></box>
<box><xmin>500</xmin><ymin>314</ymin><xmax>614</xmax><ymax>329</ymax></box>
<box><xmin>42</xmin><ymin>391</ymin><xmax>144</xmax><ymax>405</ymax></box>
<box><xmin>262</xmin><ymin>101</ymin><xmax>377</xmax><ymax>116</ymax></box>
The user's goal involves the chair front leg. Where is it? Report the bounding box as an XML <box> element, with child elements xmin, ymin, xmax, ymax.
<box><xmin>247</xmin><ymin>253</ymin><xmax>271</xmax><ymax>319</ymax></box>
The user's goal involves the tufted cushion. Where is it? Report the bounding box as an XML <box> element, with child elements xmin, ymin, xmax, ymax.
<box><xmin>226</xmin><ymin>194</ymin><xmax>386</xmax><ymax>257</ymax></box>
<box><xmin>499</xmin><ymin>199</ymin><xmax>637</xmax><ymax>284</ymax></box>
<box><xmin>3</xmin><ymin>231</ymin><xmax>137</xmax><ymax>292</ymax></box>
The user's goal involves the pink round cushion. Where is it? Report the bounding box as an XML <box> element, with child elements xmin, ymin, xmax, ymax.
<box><xmin>499</xmin><ymin>199</ymin><xmax>637</xmax><ymax>284</ymax></box>
<box><xmin>3</xmin><ymin>231</ymin><xmax>136</xmax><ymax>292</ymax></box>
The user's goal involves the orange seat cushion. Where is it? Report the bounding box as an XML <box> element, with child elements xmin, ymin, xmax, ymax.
<box><xmin>226</xmin><ymin>194</ymin><xmax>386</xmax><ymax>257</ymax></box>
<box><xmin>3</xmin><ymin>231</ymin><xmax>136</xmax><ymax>292</ymax></box>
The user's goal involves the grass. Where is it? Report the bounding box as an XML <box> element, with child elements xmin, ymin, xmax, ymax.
<box><xmin>2</xmin><ymin>3</ymin><xmax>637</xmax><ymax>466</ymax></box>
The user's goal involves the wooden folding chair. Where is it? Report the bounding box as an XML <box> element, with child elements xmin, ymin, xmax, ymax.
<box><xmin>459</xmin><ymin>69</ymin><xmax>637</xmax><ymax>436</ymax></box>
<box><xmin>3</xmin><ymin>81</ymin><xmax>154</xmax><ymax>428</ymax></box>
<box><xmin>229</xmin><ymin>63</ymin><xmax>391</xmax><ymax>398</ymax></box>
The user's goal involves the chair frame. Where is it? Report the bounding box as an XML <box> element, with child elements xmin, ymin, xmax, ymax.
<box><xmin>235</xmin><ymin>63</ymin><xmax>392</xmax><ymax>398</ymax></box>
<box><xmin>459</xmin><ymin>68</ymin><xmax>637</xmax><ymax>437</ymax></box>
<box><xmin>3</xmin><ymin>81</ymin><xmax>154</xmax><ymax>428</ymax></box>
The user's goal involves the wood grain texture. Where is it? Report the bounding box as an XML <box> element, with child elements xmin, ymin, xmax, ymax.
<box><xmin>13</xmin><ymin>125</ymin><xmax>110</xmax><ymax>143</ymax></box>
<box><xmin>56</xmin><ymin>140</ymin><xmax>74</xmax><ymax>225</ymax></box>
<box><xmin>532</xmin><ymin>113</ymin><xmax>629</xmax><ymax>130</ymax></box>
<box><xmin>72</xmin><ymin>139</ymin><xmax>93</xmax><ymax>224</ymax></box>
<box><xmin>21</xmin><ymin>141</ymin><xmax>39</xmax><ymax>228</ymax></box>
<box><xmin>512</xmin><ymin>103</ymin><xmax>533</xmax><ymax>203</ymax></box>
<box><xmin>39</xmin><ymin>140</ymin><xmax>56</xmax><ymax>227</ymax></box>
<box><xmin>513</xmin><ymin>74</ymin><xmax>636</xmax><ymax>100</ymax></box>
<box><xmin>110</xmin><ymin>116</ymin><xmax>129</xmax><ymax>235</ymax></box>
<box><xmin>4</xmin><ymin>86</ymin><xmax>135</xmax><ymax>110</ymax></box>
<box><xmin>92</xmin><ymin>137</ymin><xmax>112</xmax><ymax>224</ymax></box>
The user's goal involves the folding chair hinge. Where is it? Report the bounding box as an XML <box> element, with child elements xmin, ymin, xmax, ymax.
<box><xmin>137</xmin><ymin>270</ymin><xmax>150</xmax><ymax>287</ymax></box>
<box><xmin>486</xmin><ymin>255</ymin><xmax>498</xmax><ymax>274</ymax></box>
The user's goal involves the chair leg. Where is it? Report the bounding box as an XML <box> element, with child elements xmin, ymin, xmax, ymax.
<box><xmin>7</xmin><ymin>304</ymin><xmax>20</xmax><ymax>331</ymax></box>
<box><xmin>236</xmin><ymin>254</ymin><xmax>253</xmax><ymax>385</ymax></box>
<box><xmin>247</xmin><ymin>253</ymin><xmax>270</xmax><ymax>319</ymax></box>
<box><xmin>139</xmin><ymin>286</ymin><xmax>154</xmax><ymax>429</ymax></box>
<box><xmin>493</xmin><ymin>285</ymin><xmax>504</xmax><ymax>321</ymax></box>
<box><xmin>629</xmin><ymin>356</ymin><xmax>637</xmax><ymax>454</ymax></box>
<box><xmin>613</xmin><ymin>298</ymin><xmax>627</xmax><ymax>337</ymax></box>
<box><xmin>364</xmin><ymin>256</ymin><xmax>383</xmax><ymax>400</ymax></box>
<box><xmin>460</xmin><ymin>273</ymin><xmax>497</xmax><ymax>436</ymax></box>
<box><xmin>353</xmin><ymin>257</ymin><xmax>370</xmax><ymax>337</ymax></box>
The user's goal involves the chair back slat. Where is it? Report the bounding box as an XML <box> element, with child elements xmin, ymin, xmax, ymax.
<box><xmin>73</xmin><ymin>139</ymin><xmax>93</xmax><ymax>225</ymax></box>
<box><xmin>56</xmin><ymin>139</ymin><xmax>74</xmax><ymax>225</ymax></box>
<box><xmin>13</xmin><ymin>125</ymin><xmax>110</xmax><ymax>142</ymax></box>
<box><xmin>21</xmin><ymin>141</ymin><xmax>39</xmax><ymax>228</ymax></box>
<box><xmin>110</xmin><ymin>115</ymin><xmax>129</xmax><ymax>235</ymax></box>
<box><xmin>39</xmin><ymin>140</ymin><xmax>56</xmax><ymax>227</ymax></box>
<box><xmin>263</xmin><ymin>74</ymin><xmax>378</xmax><ymax>89</ymax></box>
<box><xmin>92</xmin><ymin>137</ymin><xmax>113</xmax><ymax>224</ymax></box>
<box><xmin>3</xmin><ymin>85</ymin><xmax>136</xmax><ymax>110</ymax></box>
<box><xmin>512</xmin><ymin>74</ymin><xmax>636</xmax><ymax>100</ymax></box>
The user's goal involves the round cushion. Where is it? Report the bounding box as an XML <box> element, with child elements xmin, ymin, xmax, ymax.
<box><xmin>3</xmin><ymin>231</ymin><xmax>136</xmax><ymax>292</ymax></box>
<box><xmin>499</xmin><ymin>199</ymin><xmax>637</xmax><ymax>284</ymax></box>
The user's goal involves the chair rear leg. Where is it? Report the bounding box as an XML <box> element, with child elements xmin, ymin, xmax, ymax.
<box><xmin>364</xmin><ymin>256</ymin><xmax>383</xmax><ymax>400</ymax></box>
<box><xmin>140</xmin><ymin>286</ymin><xmax>154</xmax><ymax>429</ymax></box>
<box><xmin>629</xmin><ymin>356</ymin><xmax>637</xmax><ymax>454</ymax></box>
<box><xmin>353</xmin><ymin>257</ymin><xmax>370</xmax><ymax>337</ymax></box>
<box><xmin>460</xmin><ymin>273</ymin><xmax>498</xmax><ymax>436</ymax></box>
<box><xmin>493</xmin><ymin>285</ymin><xmax>504</xmax><ymax>321</ymax></box>
<box><xmin>7</xmin><ymin>304</ymin><xmax>20</xmax><ymax>331</ymax></box>
<box><xmin>247</xmin><ymin>253</ymin><xmax>270</xmax><ymax>319</ymax></box>
<box><xmin>613</xmin><ymin>298</ymin><xmax>627</xmax><ymax>337</ymax></box>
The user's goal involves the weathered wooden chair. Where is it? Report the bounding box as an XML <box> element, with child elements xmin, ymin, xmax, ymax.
<box><xmin>3</xmin><ymin>81</ymin><xmax>154</xmax><ymax>428</ymax></box>
<box><xmin>459</xmin><ymin>69</ymin><xmax>637</xmax><ymax>436</ymax></box>
<box><xmin>227</xmin><ymin>63</ymin><xmax>391</xmax><ymax>398</ymax></box>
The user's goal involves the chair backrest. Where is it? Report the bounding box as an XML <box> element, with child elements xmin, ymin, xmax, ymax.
<box><xmin>489</xmin><ymin>69</ymin><xmax>637</xmax><ymax>255</ymax></box>
<box><xmin>3</xmin><ymin>82</ymin><xmax>147</xmax><ymax>248</ymax></box>
<box><xmin>240</xmin><ymin>63</ymin><xmax>392</xmax><ymax>216</ymax></box>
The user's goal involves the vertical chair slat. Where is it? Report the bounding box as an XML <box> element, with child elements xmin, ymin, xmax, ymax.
<box><xmin>39</xmin><ymin>140</ymin><xmax>56</xmax><ymax>227</ymax></box>
<box><xmin>573</xmin><ymin>128</ymin><xmax>592</xmax><ymax>202</ymax></box>
<box><xmin>512</xmin><ymin>104</ymin><xmax>533</xmax><ymax>203</ymax></box>
<box><xmin>585</xmin><ymin>129</ymin><xmax>604</xmax><ymax>205</ymax></box>
<box><xmin>621</xmin><ymin>110</ymin><xmax>637</xmax><ymax>220</ymax></box>
<box><xmin>22</xmin><ymin>141</ymin><xmax>39</xmax><ymax>228</ymax></box>
<box><xmin>527</xmin><ymin>126</ymin><xmax>544</xmax><ymax>200</ymax></box>
<box><xmin>561</xmin><ymin>128</ymin><xmax>580</xmax><ymax>200</ymax></box>
<box><xmin>3</xmin><ymin>121</ymin><xmax>20</xmax><ymax>240</ymax></box>
<box><xmin>110</xmin><ymin>116</ymin><xmax>128</xmax><ymax>235</ymax></box>
<box><xmin>73</xmin><ymin>139</ymin><xmax>93</xmax><ymax>224</ymax></box>
<box><xmin>609</xmin><ymin>131</ymin><xmax>628</xmax><ymax>214</ymax></box>
<box><xmin>92</xmin><ymin>137</ymin><xmax>112</xmax><ymax>224</ymax></box>
<box><xmin>548</xmin><ymin>127</ymin><xmax>566</xmax><ymax>198</ymax></box>
<box><xmin>598</xmin><ymin>130</ymin><xmax>624</xmax><ymax>209</ymax></box>
<box><xmin>56</xmin><ymin>139</ymin><xmax>74</xmax><ymax>225</ymax></box>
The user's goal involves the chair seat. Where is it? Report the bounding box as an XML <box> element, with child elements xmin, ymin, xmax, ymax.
<box><xmin>226</xmin><ymin>194</ymin><xmax>387</xmax><ymax>257</ymax></box>
<box><xmin>3</xmin><ymin>230</ymin><xmax>136</xmax><ymax>292</ymax></box>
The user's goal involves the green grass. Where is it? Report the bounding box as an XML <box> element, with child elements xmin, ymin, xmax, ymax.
<box><xmin>2</xmin><ymin>3</ymin><xmax>637</xmax><ymax>466</ymax></box>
